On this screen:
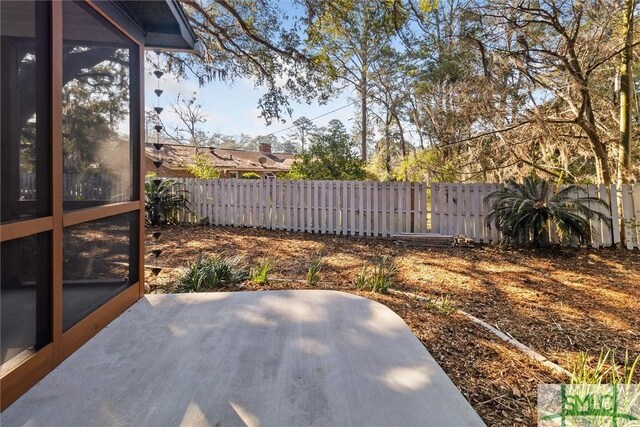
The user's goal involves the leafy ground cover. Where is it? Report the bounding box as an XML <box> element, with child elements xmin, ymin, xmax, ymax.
<box><xmin>145</xmin><ymin>225</ymin><xmax>639</xmax><ymax>426</ymax></box>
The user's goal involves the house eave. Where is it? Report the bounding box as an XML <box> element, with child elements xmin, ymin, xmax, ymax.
<box><xmin>116</xmin><ymin>0</ymin><xmax>197</xmax><ymax>51</ymax></box>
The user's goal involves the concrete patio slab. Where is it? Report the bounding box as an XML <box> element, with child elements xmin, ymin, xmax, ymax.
<box><xmin>1</xmin><ymin>290</ymin><xmax>484</xmax><ymax>427</ymax></box>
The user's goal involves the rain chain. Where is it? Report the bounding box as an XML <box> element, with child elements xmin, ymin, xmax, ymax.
<box><xmin>150</xmin><ymin>52</ymin><xmax>164</xmax><ymax>287</ymax></box>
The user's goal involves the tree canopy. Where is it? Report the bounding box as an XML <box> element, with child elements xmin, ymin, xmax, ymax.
<box><xmin>159</xmin><ymin>0</ymin><xmax>639</xmax><ymax>185</ymax></box>
<box><xmin>288</xmin><ymin>119</ymin><xmax>366</xmax><ymax>180</ymax></box>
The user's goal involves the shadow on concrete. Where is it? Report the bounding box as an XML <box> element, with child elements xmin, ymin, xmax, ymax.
<box><xmin>1</xmin><ymin>290</ymin><xmax>484</xmax><ymax>427</ymax></box>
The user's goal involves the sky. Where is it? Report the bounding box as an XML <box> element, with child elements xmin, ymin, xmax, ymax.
<box><xmin>144</xmin><ymin>67</ymin><xmax>355</xmax><ymax>140</ymax></box>
<box><xmin>142</xmin><ymin>0</ymin><xmax>361</xmax><ymax>140</ymax></box>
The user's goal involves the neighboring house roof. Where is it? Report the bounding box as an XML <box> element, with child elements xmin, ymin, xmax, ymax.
<box><xmin>145</xmin><ymin>142</ymin><xmax>296</xmax><ymax>172</ymax></box>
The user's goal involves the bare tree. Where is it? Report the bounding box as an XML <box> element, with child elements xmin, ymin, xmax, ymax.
<box><xmin>479</xmin><ymin>0</ymin><xmax>640</xmax><ymax>184</ymax></box>
<box><xmin>152</xmin><ymin>93</ymin><xmax>209</xmax><ymax>145</ymax></box>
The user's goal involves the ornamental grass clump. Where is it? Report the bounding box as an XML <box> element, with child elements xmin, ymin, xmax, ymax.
<box><xmin>570</xmin><ymin>349</ymin><xmax>639</xmax><ymax>385</ymax></box>
<box><xmin>250</xmin><ymin>259</ymin><xmax>274</xmax><ymax>285</ymax></box>
<box><xmin>178</xmin><ymin>253</ymin><xmax>247</xmax><ymax>292</ymax></box>
<box><xmin>485</xmin><ymin>177</ymin><xmax>609</xmax><ymax>247</ymax></box>
<box><xmin>306</xmin><ymin>253</ymin><xmax>323</xmax><ymax>285</ymax></box>
<box><xmin>424</xmin><ymin>294</ymin><xmax>455</xmax><ymax>314</ymax></box>
<box><xmin>355</xmin><ymin>255</ymin><xmax>395</xmax><ymax>293</ymax></box>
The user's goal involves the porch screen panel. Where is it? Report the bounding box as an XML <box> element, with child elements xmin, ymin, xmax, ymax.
<box><xmin>62</xmin><ymin>212</ymin><xmax>138</xmax><ymax>331</ymax></box>
<box><xmin>0</xmin><ymin>1</ymin><xmax>51</xmax><ymax>223</ymax></box>
<box><xmin>61</xmin><ymin>1</ymin><xmax>136</xmax><ymax>211</ymax></box>
<box><xmin>0</xmin><ymin>233</ymin><xmax>51</xmax><ymax>366</ymax></box>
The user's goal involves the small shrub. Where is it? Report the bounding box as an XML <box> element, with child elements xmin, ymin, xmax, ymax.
<box><xmin>424</xmin><ymin>294</ymin><xmax>455</xmax><ymax>314</ymax></box>
<box><xmin>306</xmin><ymin>253</ymin><xmax>323</xmax><ymax>285</ymax></box>
<box><xmin>241</xmin><ymin>172</ymin><xmax>262</xmax><ymax>179</ymax></box>
<box><xmin>250</xmin><ymin>259</ymin><xmax>273</xmax><ymax>285</ymax></box>
<box><xmin>355</xmin><ymin>256</ymin><xmax>395</xmax><ymax>293</ymax></box>
<box><xmin>187</xmin><ymin>153</ymin><xmax>221</xmax><ymax>179</ymax></box>
<box><xmin>178</xmin><ymin>253</ymin><xmax>247</xmax><ymax>292</ymax></box>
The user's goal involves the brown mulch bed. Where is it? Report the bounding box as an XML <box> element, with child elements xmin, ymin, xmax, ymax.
<box><xmin>145</xmin><ymin>225</ymin><xmax>639</xmax><ymax>426</ymax></box>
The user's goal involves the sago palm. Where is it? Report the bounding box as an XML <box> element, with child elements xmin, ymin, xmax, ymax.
<box><xmin>144</xmin><ymin>178</ymin><xmax>191</xmax><ymax>226</ymax></box>
<box><xmin>485</xmin><ymin>177</ymin><xmax>609</xmax><ymax>247</ymax></box>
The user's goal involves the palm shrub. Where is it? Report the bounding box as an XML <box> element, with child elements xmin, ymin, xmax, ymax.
<box><xmin>485</xmin><ymin>177</ymin><xmax>609</xmax><ymax>247</ymax></box>
<box><xmin>145</xmin><ymin>178</ymin><xmax>191</xmax><ymax>226</ymax></box>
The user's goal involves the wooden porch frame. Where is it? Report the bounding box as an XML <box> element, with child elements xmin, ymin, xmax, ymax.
<box><xmin>0</xmin><ymin>0</ymin><xmax>145</xmax><ymax>410</ymax></box>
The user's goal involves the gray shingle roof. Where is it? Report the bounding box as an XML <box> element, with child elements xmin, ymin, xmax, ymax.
<box><xmin>145</xmin><ymin>142</ymin><xmax>295</xmax><ymax>172</ymax></box>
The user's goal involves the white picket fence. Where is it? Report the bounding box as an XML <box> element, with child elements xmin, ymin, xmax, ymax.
<box><xmin>431</xmin><ymin>183</ymin><xmax>640</xmax><ymax>249</ymax></box>
<box><xmin>20</xmin><ymin>172</ymin><xmax>130</xmax><ymax>201</ymax></box>
<box><xmin>175</xmin><ymin>178</ymin><xmax>428</xmax><ymax>237</ymax></box>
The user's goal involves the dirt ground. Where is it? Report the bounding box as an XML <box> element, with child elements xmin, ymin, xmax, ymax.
<box><xmin>145</xmin><ymin>225</ymin><xmax>639</xmax><ymax>426</ymax></box>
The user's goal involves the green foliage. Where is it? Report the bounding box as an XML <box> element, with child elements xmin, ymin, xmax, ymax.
<box><xmin>288</xmin><ymin>116</ymin><xmax>316</xmax><ymax>152</ymax></box>
<box><xmin>306</xmin><ymin>253</ymin><xmax>324</xmax><ymax>285</ymax></box>
<box><xmin>423</xmin><ymin>294</ymin><xmax>455</xmax><ymax>314</ymax></box>
<box><xmin>365</xmin><ymin>153</ymin><xmax>394</xmax><ymax>181</ymax></box>
<box><xmin>289</xmin><ymin>120</ymin><xmax>366</xmax><ymax>180</ymax></box>
<box><xmin>250</xmin><ymin>259</ymin><xmax>274</xmax><ymax>285</ymax></box>
<box><xmin>160</xmin><ymin>0</ymin><xmax>640</xmax><ymax>184</ymax></box>
<box><xmin>178</xmin><ymin>253</ymin><xmax>248</xmax><ymax>292</ymax></box>
<box><xmin>419</xmin><ymin>0</ymin><xmax>439</xmax><ymax>13</ymax></box>
<box><xmin>485</xmin><ymin>177</ymin><xmax>609</xmax><ymax>247</ymax></box>
<box><xmin>241</xmin><ymin>172</ymin><xmax>262</xmax><ymax>179</ymax></box>
<box><xmin>355</xmin><ymin>264</ymin><xmax>368</xmax><ymax>290</ymax></box>
<box><xmin>394</xmin><ymin>149</ymin><xmax>458</xmax><ymax>182</ymax></box>
<box><xmin>570</xmin><ymin>349</ymin><xmax>639</xmax><ymax>385</ymax></box>
<box><xmin>355</xmin><ymin>255</ymin><xmax>395</xmax><ymax>293</ymax></box>
<box><xmin>166</xmin><ymin>2</ymin><xmax>330</xmax><ymax>125</ymax></box>
<box><xmin>187</xmin><ymin>153</ymin><xmax>220</xmax><ymax>179</ymax></box>
<box><xmin>144</xmin><ymin>178</ymin><xmax>191</xmax><ymax>226</ymax></box>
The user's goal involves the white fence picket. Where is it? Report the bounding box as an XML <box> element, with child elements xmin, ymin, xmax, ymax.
<box><xmin>382</xmin><ymin>182</ymin><xmax>389</xmax><ymax>237</ymax></box>
<box><xmin>610</xmin><ymin>184</ymin><xmax>621</xmax><ymax>245</ymax></box>
<box><xmin>621</xmin><ymin>184</ymin><xmax>635</xmax><ymax>250</ymax></box>
<box><xmin>634</xmin><ymin>184</ymin><xmax>640</xmax><ymax>248</ymax></box>
<box><xmin>587</xmin><ymin>185</ymin><xmax>601</xmax><ymax>248</ymax></box>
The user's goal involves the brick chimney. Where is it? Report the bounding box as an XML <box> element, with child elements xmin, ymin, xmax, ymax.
<box><xmin>259</xmin><ymin>143</ymin><xmax>272</xmax><ymax>154</ymax></box>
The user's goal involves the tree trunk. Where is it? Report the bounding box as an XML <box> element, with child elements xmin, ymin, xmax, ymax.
<box><xmin>589</xmin><ymin>139</ymin><xmax>613</xmax><ymax>185</ymax></box>
<box><xmin>576</xmin><ymin>89</ymin><xmax>613</xmax><ymax>185</ymax></box>
<box><xmin>383</xmin><ymin>120</ymin><xmax>391</xmax><ymax>176</ymax></box>
<box><xmin>394</xmin><ymin>113</ymin><xmax>407</xmax><ymax>158</ymax></box>
<box><xmin>360</xmin><ymin>74</ymin><xmax>367</xmax><ymax>161</ymax></box>
<box><xmin>411</xmin><ymin>109</ymin><xmax>425</xmax><ymax>149</ymax></box>
<box><xmin>617</xmin><ymin>0</ymin><xmax>633</xmax><ymax>185</ymax></box>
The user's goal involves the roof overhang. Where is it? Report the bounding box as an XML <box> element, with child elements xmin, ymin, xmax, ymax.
<box><xmin>115</xmin><ymin>0</ymin><xmax>197</xmax><ymax>52</ymax></box>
